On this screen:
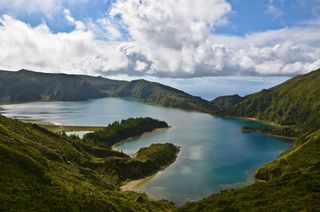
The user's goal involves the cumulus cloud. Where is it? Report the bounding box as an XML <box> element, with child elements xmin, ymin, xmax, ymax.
<box><xmin>0</xmin><ymin>15</ymin><xmax>130</xmax><ymax>75</ymax></box>
<box><xmin>109</xmin><ymin>0</ymin><xmax>232</xmax><ymax>76</ymax></box>
<box><xmin>0</xmin><ymin>0</ymin><xmax>319</xmax><ymax>77</ymax></box>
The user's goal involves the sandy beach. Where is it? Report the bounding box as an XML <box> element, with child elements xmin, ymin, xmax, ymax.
<box><xmin>120</xmin><ymin>175</ymin><xmax>155</xmax><ymax>191</ymax></box>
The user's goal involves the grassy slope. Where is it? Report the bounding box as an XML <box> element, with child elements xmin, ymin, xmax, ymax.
<box><xmin>211</xmin><ymin>68</ymin><xmax>320</xmax><ymax>135</ymax></box>
<box><xmin>182</xmin><ymin>69</ymin><xmax>320</xmax><ymax>211</ymax></box>
<box><xmin>181</xmin><ymin>130</ymin><xmax>320</xmax><ymax>211</ymax></box>
<box><xmin>0</xmin><ymin>115</ymin><xmax>178</xmax><ymax>211</ymax></box>
<box><xmin>117</xmin><ymin>79</ymin><xmax>211</xmax><ymax>112</ymax></box>
<box><xmin>0</xmin><ymin>69</ymin><xmax>211</xmax><ymax>113</ymax></box>
<box><xmin>2</xmin><ymin>68</ymin><xmax>320</xmax><ymax>211</ymax></box>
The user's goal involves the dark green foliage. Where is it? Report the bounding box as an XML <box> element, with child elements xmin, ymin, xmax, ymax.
<box><xmin>0</xmin><ymin>115</ymin><xmax>177</xmax><ymax>211</ymax></box>
<box><xmin>84</xmin><ymin>117</ymin><xmax>168</xmax><ymax>148</ymax></box>
<box><xmin>2</xmin><ymin>68</ymin><xmax>320</xmax><ymax>211</ymax></box>
<box><xmin>102</xmin><ymin>143</ymin><xmax>180</xmax><ymax>180</ymax></box>
<box><xmin>0</xmin><ymin>69</ymin><xmax>211</xmax><ymax>113</ymax></box>
<box><xmin>117</xmin><ymin>79</ymin><xmax>211</xmax><ymax>112</ymax></box>
<box><xmin>135</xmin><ymin>143</ymin><xmax>180</xmax><ymax>164</ymax></box>
<box><xmin>240</xmin><ymin>125</ymin><xmax>297</xmax><ymax>139</ymax></box>
<box><xmin>182</xmin><ymin>68</ymin><xmax>320</xmax><ymax>211</ymax></box>
<box><xmin>210</xmin><ymin>68</ymin><xmax>320</xmax><ymax>136</ymax></box>
<box><xmin>210</xmin><ymin>94</ymin><xmax>244</xmax><ymax>112</ymax></box>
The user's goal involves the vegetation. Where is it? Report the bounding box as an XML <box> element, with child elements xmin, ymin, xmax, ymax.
<box><xmin>211</xmin><ymin>68</ymin><xmax>320</xmax><ymax>136</ymax></box>
<box><xmin>181</xmin><ymin>68</ymin><xmax>320</xmax><ymax>211</ymax></box>
<box><xmin>105</xmin><ymin>143</ymin><xmax>180</xmax><ymax>181</ymax></box>
<box><xmin>1</xmin><ymin>68</ymin><xmax>320</xmax><ymax>211</ymax></box>
<box><xmin>0</xmin><ymin>69</ymin><xmax>211</xmax><ymax>113</ymax></box>
<box><xmin>135</xmin><ymin>143</ymin><xmax>180</xmax><ymax>168</ymax></box>
<box><xmin>84</xmin><ymin>117</ymin><xmax>169</xmax><ymax>148</ymax></box>
<box><xmin>240</xmin><ymin>126</ymin><xmax>296</xmax><ymax>140</ymax></box>
<box><xmin>0</xmin><ymin>115</ymin><xmax>178</xmax><ymax>211</ymax></box>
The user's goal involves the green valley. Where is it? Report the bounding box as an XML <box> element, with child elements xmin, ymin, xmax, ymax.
<box><xmin>1</xmin><ymin>68</ymin><xmax>320</xmax><ymax>211</ymax></box>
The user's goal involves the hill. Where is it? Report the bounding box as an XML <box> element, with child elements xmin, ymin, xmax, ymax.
<box><xmin>210</xmin><ymin>68</ymin><xmax>320</xmax><ymax>135</ymax></box>
<box><xmin>0</xmin><ymin>115</ymin><xmax>179</xmax><ymax>211</ymax></box>
<box><xmin>1</xmin><ymin>68</ymin><xmax>320</xmax><ymax>211</ymax></box>
<box><xmin>0</xmin><ymin>69</ymin><xmax>210</xmax><ymax>112</ymax></box>
<box><xmin>181</xmin><ymin>68</ymin><xmax>320</xmax><ymax>211</ymax></box>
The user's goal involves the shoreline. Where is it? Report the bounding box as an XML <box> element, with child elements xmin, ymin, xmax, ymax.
<box><xmin>239</xmin><ymin>127</ymin><xmax>296</xmax><ymax>141</ymax></box>
<box><xmin>21</xmin><ymin>120</ymin><xmax>104</xmax><ymax>133</ymax></box>
<box><xmin>111</xmin><ymin>127</ymin><xmax>170</xmax><ymax>152</ymax></box>
<box><xmin>2</xmin><ymin>98</ymin><xmax>297</xmax><ymax>202</ymax></box>
<box><xmin>121</xmin><ymin>175</ymin><xmax>155</xmax><ymax>191</ymax></box>
<box><xmin>120</xmin><ymin>148</ymin><xmax>180</xmax><ymax>192</ymax></box>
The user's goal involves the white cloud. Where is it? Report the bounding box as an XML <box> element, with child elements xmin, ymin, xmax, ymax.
<box><xmin>63</xmin><ymin>9</ymin><xmax>85</xmax><ymax>30</ymax></box>
<box><xmin>0</xmin><ymin>0</ymin><xmax>319</xmax><ymax>78</ymax></box>
<box><xmin>109</xmin><ymin>0</ymin><xmax>232</xmax><ymax>76</ymax></box>
<box><xmin>0</xmin><ymin>15</ymin><xmax>130</xmax><ymax>75</ymax></box>
<box><xmin>135</xmin><ymin>61</ymin><xmax>148</xmax><ymax>72</ymax></box>
<box><xmin>105</xmin><ymin>0</ymin><xmax>320</xmax><ymax>77</ymax></box>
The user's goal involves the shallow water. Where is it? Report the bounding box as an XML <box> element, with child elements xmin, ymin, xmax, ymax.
<box><xmin>1</xmin><ymin>98</ymin><xmax>291</xmax><ymax>205</ymax></box>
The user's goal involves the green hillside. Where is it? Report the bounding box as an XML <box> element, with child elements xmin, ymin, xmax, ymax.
<box><xmin>181</xmin><ymin>69</ymin><xmax>320</xmax><ymax>211</ymax></box>
<box><xmin>211</xmin><ymin>68</ymin><xmax>320</xmax><ymax>135</ymax></box>
<box><xmin>116</xmin><ymin>79</ymin><xmax>211</xmax><ymax>112</ymax></box>
<box><xmin>0</xmin><ymin>69</ymin><xmax>210</xmax><ymax>113</ymax></box>
<box><xmin>0</xmin><ymin>115</ymin><xmax>179</xmax><ymax>211</ymax></box>
<box><xmin>1</xmin><ymin>68</ymin><xmax>320</xmax><ymax>211</ymax></box>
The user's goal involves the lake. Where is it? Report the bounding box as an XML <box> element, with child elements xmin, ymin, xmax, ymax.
<box><xmin>0</xmin><ymin>98</ymin><xmax>291</xmax><ymax>205</ymax></box>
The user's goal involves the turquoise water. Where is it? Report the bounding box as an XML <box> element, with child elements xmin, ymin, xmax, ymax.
<box><xmin>1</xmin><ymin>98</ymin><xmax>291</xmax><ymax>205</ymax></box>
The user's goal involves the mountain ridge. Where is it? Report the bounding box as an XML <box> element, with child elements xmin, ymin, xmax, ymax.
<box><xmin>1</xmin><ymin>68</ymin><xmax>320</xmax><ymax>211</ymax></box>
<box><xmin>210</xmin><ymin>68</ymin><xmax>320</xmax><ymax>135</ymax></box>
<box><xmin>0</xmin><ymin>69</ymin><xmax>211</xmax><ymax>112</ymax></box>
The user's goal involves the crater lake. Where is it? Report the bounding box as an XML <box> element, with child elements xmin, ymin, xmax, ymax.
<box><xmin>0</xmin><ymin>98</ymin><xmax>291</xmax><ymax>205</ymax></box>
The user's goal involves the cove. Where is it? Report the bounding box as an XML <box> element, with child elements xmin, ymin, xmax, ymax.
<box><xmin>0</xmin><ymin>98</ymin><xmax>291</xmax><ymax>205</ymax></box>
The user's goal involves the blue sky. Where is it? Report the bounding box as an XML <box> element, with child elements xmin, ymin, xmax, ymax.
<box><xmin>217</xmin><ymin>0</ymin><xmax>319</xmax><ymax>35</ymax></box>
<box><xmin>0</xmin><ymin>0</ymin><xmax>319</xmax><ymax>98</ymax></box>
<box><xmin>2</xmin><ymin>0</ymin><xmax>318</xmax><ymax>36</ymax></box>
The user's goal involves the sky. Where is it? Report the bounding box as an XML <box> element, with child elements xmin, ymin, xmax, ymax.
<box><xmin>0</xmin><ymin>0</ymin><xmax>319</xmax><ymax>99</ymax></box>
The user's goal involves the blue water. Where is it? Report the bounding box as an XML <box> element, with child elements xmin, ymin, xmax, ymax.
<box><xmin>0</xmin><ymin>98</ymin><xmax>291</xmax><ymax>205</ymax></box>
